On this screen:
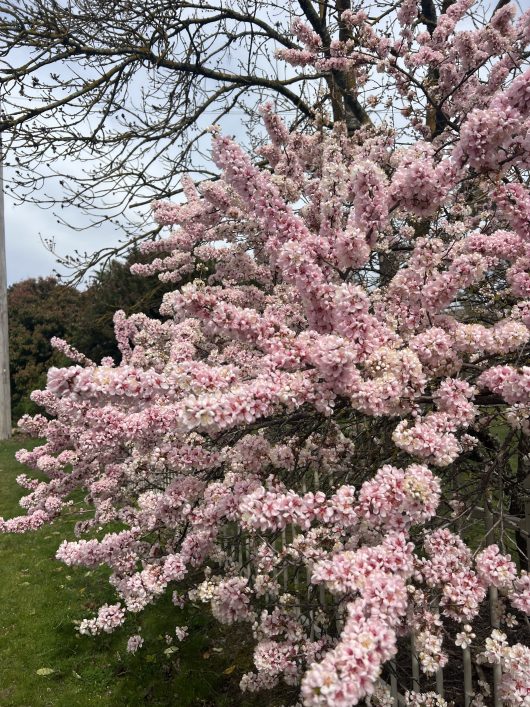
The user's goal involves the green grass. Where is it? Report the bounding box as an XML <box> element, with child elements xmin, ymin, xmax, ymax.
<box><xmin>0</xmin><ymin>438</ymin><xmax>270</xmax><ymax>707</ymax></box>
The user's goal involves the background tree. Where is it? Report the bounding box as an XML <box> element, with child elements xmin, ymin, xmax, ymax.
<box><xmin>8</xmin><ymin>277</ymin><xmax>83</xmax><ymax>419</ymax></box>
<box><xmin>74</xmin><ymin>249</ymin><xmax>178</xmax><ymax>363</ymax></box>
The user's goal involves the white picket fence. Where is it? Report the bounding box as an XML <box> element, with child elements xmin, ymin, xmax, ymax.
<box><xmin>216</xmin><ymin>467</ymin><xmax>530</xmax><ymax>707</ymax></box>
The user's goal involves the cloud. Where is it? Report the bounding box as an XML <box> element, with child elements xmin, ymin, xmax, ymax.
<box><xmin>5</xmin><ymin>193</ymin><xmax>122</xmax><ymax>286</ymax></box>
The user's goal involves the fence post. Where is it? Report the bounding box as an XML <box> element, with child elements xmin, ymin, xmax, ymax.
<box><xmin>410</xmin><ymin>633</ymin><xmax>420</xmax><ymax>692</ymax></box>
<box><xmin>389</xmin><ymin>660</ymin><xmax>399</xmax><ymax>706</ymax></box>
<box><xmin>238</xmin><ymin>531</ymin><xmax>244</xmax><ymax>570</ymax></box>
<box><xmin>485</xmin><ymin>507</ymin><xmax>502</xmax><ymax>707</ymax></box>
<box><xmin>435</xmin><ymin>667</ymin><xmax>444</xmax><ymax>698</ymax></box>
<box><xmin>463</xmin><ymin>646</ymin><xmax>473</xmax><ymax>707</ymax></box>
<box><xmin>281</xmin><ymin>527</ymin><xmax>288</xmax><ymax>590</ymax></box>
<box><xmin>523</xmin><ymin>474</ymin><xmax>530</xmax><ymax>571</ymax></box>
<box><xmin>292</xmin><ymin>523</ymin><xmax>300</xmax><ymax>593</ymax></box>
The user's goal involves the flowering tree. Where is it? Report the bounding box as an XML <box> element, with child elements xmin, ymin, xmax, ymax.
<box><xmin>2</xmin><ymin>1</ymin><xmax>530</xmax><ymax>704</ymax></box>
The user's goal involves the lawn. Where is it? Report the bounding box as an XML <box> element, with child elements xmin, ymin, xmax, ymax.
<box><xmin>0</xmin><ymin>438</ymin><xmax>267</xmax><ymax>707</ymax></box>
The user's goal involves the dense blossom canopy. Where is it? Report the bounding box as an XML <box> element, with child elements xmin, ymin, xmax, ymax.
<box><xmin>3</xmin><ymin>1</ymin><xmax>530</xmax><ymax>704</ymax></box>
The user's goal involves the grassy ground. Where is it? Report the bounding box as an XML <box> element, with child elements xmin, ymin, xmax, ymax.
<box><xmin>0</xmin><ymin>438</ymin><xmax>269</xmax><ymax>707</ymax></box>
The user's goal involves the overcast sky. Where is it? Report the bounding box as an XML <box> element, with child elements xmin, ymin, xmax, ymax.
<box><xmin>3</xmin><ymin>107</ymin><xmax>269</xmax><ymax>288</ymax></box>
<box><xmin>3</xmin><ymin>107</ymin><xmax>280</xmax><ymax>287</ymax></box>
<box><xmin>5</xmin><ymin>189</ymin><xmax>120</xmax><ymax>286</ymax></box>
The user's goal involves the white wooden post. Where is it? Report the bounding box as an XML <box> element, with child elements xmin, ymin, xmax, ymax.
<box><xmin>410</xmin><ymin>633</ymin><xmax>420</xmax><ymax>691</ymax></box>
<box><xmin>484</xmin><ymin>507</ymin><xmax>502</xmax><ymax>707</ymax></box>
<box><xmin>463</xmin><ymin>646</ymin><xmax>473</xmax><ymax>707</ymax></box>
<box><xmin>522</xmin><ymin>474</ymin><xmax>530</xmax><ymax>571</ymax></box>
<box><xmin>0</xmin><ymin>142</ymin><xmax>11</xmax><ymax>440</ymax></box>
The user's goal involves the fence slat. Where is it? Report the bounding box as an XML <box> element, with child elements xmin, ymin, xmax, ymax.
<box><xmin>292</xmin><ymin>523</ymin><xmax>300</xmax><ymax>593</ymax></box>
<box><xmin>281</xmin><ymin>527</ymin><xmax>288</xmax><ymax>590</ymax></box>
<box><xmin>490</xmin><ymin>584</ymin><xmax>502</xmax><ymax>706</ymax></box>
<box><xmin>463</xmin><ymin>647</ymin><xmax>473</xmax><ymax>707</ymax></box>
<box><xmin>523</xmin><ymin>474</ymin><xmax>530</xmax><ymax>570</ymax></box>
<box><xmin>485</xmin><ymin>508</ymin><xmax>503</xmax><ymax>707</ymax></box>
<box><xmin>389</xmin><ymin>660</ymin><xmax>399</xmax><ymax>707</ymax></box>
<box><xmin>410</xmin><ymin>633</ymin><xmax>420</xmax><ymax>691</ymax></box>
<box><xmin>436</xmin><ymin>668</ymin><xmax>444</xmax><ymax>697</ymax></box>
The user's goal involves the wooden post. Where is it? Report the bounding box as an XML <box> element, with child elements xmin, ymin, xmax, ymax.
<box><xmin>463</xmin><ymin>647</ymin><xmax>473</xmax><ymax>707</ymax></box>
<box><xmin>484</xmin><ymin>507</ymin><xmax>503</xmax><ymax>707</ymax></box>
<box><xmin>435</xmin><ymin>668</ymin><xmax>444</xmax><ymax>697</ymax></box>
<box><xmin>390</xmin><ymin>660</ymin><xmax>399</xmax><ymax>706</ymax></box>
<box><xmin>410</xmin><ymin>633</ymin><xmax>420</xmax><ymax>691</ymax></box>
<box><xmin>0</xmin><ymin>139</ymin><xmax>11</xmax><ymax>440</ymax></box>
<box><xmin>281</xmin><ymin>527</ymin><xmax>288</xmax><ymax>590</ymax></box>
<box><xmin>524</xmin><ymin>471</ymin><xmax>530</xmax><ymax>572</ymax></box>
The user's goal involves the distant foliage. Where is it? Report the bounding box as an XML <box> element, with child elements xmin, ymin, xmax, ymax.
<box><xmin>8</xmin><ymin>278</ymin><xmax>83</xmax><ymax>420</ymax></box>
<box><xmin>74</xmin><ymin>251</ymin><xmax>177</xmax><ymax>365</ymax></box>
